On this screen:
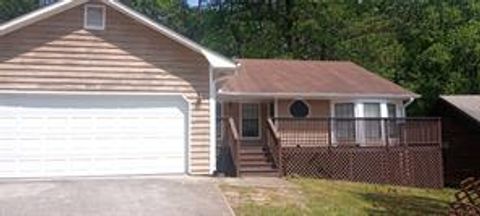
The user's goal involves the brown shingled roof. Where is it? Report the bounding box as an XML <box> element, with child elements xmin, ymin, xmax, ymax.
<box><xmin>441</xmin><ymin>95</ymin><xmax>480</xmax><ymax>123</ymax></box>
<box><xmin>219</xmin><ymin>59</ymin><xmax>418</xmax><ymax>98</ymax></box>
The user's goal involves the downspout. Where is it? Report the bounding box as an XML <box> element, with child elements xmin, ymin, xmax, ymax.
<box><xmin>403</xmin><ymin>97</ymin><xmax>416</xmax><ymax>116</ymax></box>
<box><xmin>404</xmin><ymin>97</ymin><xmax>415</xmax><ymax>109</ymax></box>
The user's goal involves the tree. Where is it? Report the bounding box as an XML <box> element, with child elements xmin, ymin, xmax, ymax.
<box><xmin>2</xmin><ymin>0</ymin><xmax>480</xmax><ymax>115</ymax></box>
<box><xmin>0</xmin><ymin>0</ymin><xmax>38</xmax><ymax>24</ymax></box>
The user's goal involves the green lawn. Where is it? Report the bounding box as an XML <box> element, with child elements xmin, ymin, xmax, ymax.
<box><xmin>220</xmin><ymin>178</ymin><xmax>455</xmax><ymax>216</ymax></box>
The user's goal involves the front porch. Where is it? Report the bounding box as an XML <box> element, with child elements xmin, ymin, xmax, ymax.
<box><xmin>216</xmin><ymin>100</ymin><xmax>443</xmax><ymax>188</ymax></box>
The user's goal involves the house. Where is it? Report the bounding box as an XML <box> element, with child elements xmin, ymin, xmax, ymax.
<box><xmin>216</xmin><ymin>59</ymin><xmax>443</xmax><ymax>188</ymax></box>
<box><xmin>0</xmin><ymin>0</ymin><xmax>443</xmax><ymax>187</ymax></box>
<box><xmin>0</xmin><ymin>0</ymin><xmax>236</xmax><ymax>177</ymax></box>
<box><xmin>435</xmin><ymin>95</ymin><xmax>480</xmax><ymax>186</ymax></box>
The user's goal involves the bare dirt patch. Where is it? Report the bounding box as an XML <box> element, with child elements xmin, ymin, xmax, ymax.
<box><xmin>218</xmin><ymin>177</ymin><xmax>307</xmax><ymax>212</ymax></box>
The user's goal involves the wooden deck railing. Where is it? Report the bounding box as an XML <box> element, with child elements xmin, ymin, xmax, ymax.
<box><xmin>266</xmin><ymin>118</ymin><xmax>282</xmax><ymax>175</ymax></box>
<box><xmin>224</xmin><ymin>117</ymin><xmax>241</xmax><ymax>176</ymax></box>
<box><xmin>268</xmin><ymin>117</ymin><xmax>443</xmax><ymax>188</ymax></box>
<box><xmin>273</xmin><ymin>117</ymin><xmax>442</xmax><ymax>148</ymax></box>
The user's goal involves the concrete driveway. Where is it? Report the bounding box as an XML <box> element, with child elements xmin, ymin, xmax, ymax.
<box><xmin>0</xmin><ymin>176</ymin><xmax>233</xmax><ymax>216</ymax></box>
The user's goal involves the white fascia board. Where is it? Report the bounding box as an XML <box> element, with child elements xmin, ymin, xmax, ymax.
<box><xmin>105</xmin><ymin>0</ymin><xmax>237</xmax><ymax>70</ymax></box>
<box><xmin>217</xmin><ymin>91</ymin><xmax>420</xmax><ymax>100</ymax></box>
<box><xmin>0</xmin><ymin>0</ymin><xmax>89</xmax><ymax>36</ymax></box>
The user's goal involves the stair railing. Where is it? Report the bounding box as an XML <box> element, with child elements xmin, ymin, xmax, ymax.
<box><xmin>266</xmin><ymin>118</ymin><xmax>283</xmax><ymax>176</ymax></box>
<box><xmin>225</xmin><ymin>117</ymin><xmax>241</xmax><ymax>176</ymax></box>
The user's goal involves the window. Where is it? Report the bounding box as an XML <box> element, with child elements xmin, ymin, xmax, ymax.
<box><xmin>387</xmin><ymin>104</ymin><xmax>396</xmax><ymax>118</ymax></box>
<box><xmin>84</xmin><ymin>5</ymin><xmax>106</xmax><ymax>30</ymax></box>
<box><xmin>216</xmin><ymin>102</ymin><xmax>222</xmax><ymax>139</ymax></box>
<box><xmin>289</xmin><ymin>100</ymin><xmax>309</xmax><ymax>118</ymax></box>
<box><xmin>334</xmin><ymin>103</ymin><xmax>355</xmax><ymax>118</ymax></box>
<box><xmin>241</xmin><ymin>103</ymin><xmax>260</xmax><ymax>138</ymax></box>
<box><xmin>364</xmin><ymin>103</ymin><xmax>382</xmax><ymax>139</ymax></box>
<box><xmin>334</xmin><ymin>103</ymin><xmax>355</xmax><ymax>142</ymax></box>
<box><xmin>387</xmin><ymin>103</ymin><xmax>399</xmax><ymax>138</ymax></box>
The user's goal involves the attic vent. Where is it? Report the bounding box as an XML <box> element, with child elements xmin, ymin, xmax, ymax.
<box><xmin>39</xmin><ymin>0</ymin><xmax>56</xmax><ymax>7</ymax></box>
<box><xmin>84</xmin><ymin>5</ymin><xmax>106</xmax><ymax>30</ymax></box>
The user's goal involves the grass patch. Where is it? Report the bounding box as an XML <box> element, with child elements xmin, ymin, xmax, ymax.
<box><xmin>220</xmin><ymin>178</ymin><xmax>455</xmax><ymax>216</ymax></box>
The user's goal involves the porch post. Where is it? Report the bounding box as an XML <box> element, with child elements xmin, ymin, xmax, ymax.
<box><xmin>208</xmin><ymin>66</ymin><xmax>216</xmax><ymax>175</ymax></box>
<box><xmin>327</xmin><ymin>117</ymin><xmax>332</xmax><ymax>149</ymax></box>
<box><xmin>385</xmin><ymin>118</ymin><xmax>390</xmax><ymax>150</ymax></box>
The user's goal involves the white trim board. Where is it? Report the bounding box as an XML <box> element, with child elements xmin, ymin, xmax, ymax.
<box><xmin>218</xmin><ymin>91</ymin><xmax>419</xmax><ymax>100</ymax></box>
<box><xmin>208</xmin><ymin>66</ymin><xmax>216</xmax><ymax>174</ymax></box>
<box><xmin>0</xmin><ymin>0</ymin><xmax>237</xmax><ymax>70</ymax></box>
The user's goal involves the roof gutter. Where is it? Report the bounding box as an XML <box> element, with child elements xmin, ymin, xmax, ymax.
<box><xmin>218</xmin><ymin>91</ymin><xmax>420</xmax><ymax>100</ymax></box>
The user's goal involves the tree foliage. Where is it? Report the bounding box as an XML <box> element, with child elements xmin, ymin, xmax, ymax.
<box><xmin>2</xmin><ymin>0</ymin><xmax>480</xmax><ymax>114</ymax></box>
<box><xmin>0</xmin><ymin>0</ymin><xmax>38</xmax><ymax>23</ymax></box>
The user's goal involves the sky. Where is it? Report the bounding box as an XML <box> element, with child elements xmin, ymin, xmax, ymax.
<box><xmin>187</xmin><ymin>0</ymin><xmax>198</xmax><ymax>6</ymax></box>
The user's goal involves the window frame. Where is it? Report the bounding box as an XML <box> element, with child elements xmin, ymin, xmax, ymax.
<box><xmin>333</xmin><ymin>102</ymin><xmax>356</xmax><ymax>118</ymax></box>
<box><xmin>332</xmin><ymin>102</ymin><xmax>356</xmax><ymax>144</ymax></box>
<box><xmin>330</xmin><ymin>99</ymin><xmax>405</xmax><ymax>146</ymax></box>
<box><xmin>288</xmin><ymin>99</ymin><xmax>311</xmax><ymax>118</ymax></box>
<box><xmin>387</xmin><ymin>103</ymin><xmax>397</xmax><ymax>118</ymax></box>
<box><xmin>386</xmin><ymin>103</ymin><xmax>400</xmax><ymax>139</ymax></box>
<box><xmin>239</xmin><ymin>103</ymin><xmax>261</xmax><ymax>140</ymax></box>
<box><xmin>84</xmin><ymin>4</ymin><xmax>106</xmax><ymax>31</ymax></box>
<box><xmin>363</xmin><ymin>103</ymin><xmax>381</xmax><ymax>118</ymax></box>
<box><xmin>363</xmin><ymin>103</ymin><xmax>382</xmax><ymax>140</ymax></box>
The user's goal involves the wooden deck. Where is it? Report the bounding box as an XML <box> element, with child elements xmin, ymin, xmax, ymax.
<box><xmin>219</xmin><ymin>117</ymin><xmax>444</xmax><ymax>188</ymax></box>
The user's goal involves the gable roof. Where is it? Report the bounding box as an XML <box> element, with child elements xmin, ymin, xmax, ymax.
<box><xmin>441</xmin><ymin>95</ymin><xmax>480</xmax><ymax>123</ymax></box>
<box><xmin>219</xmin><ymin>59</ymin><xmax>418</xmax><ymax>99</ymax></box>
<box><xmin>0</xmin><ymin>0</ymin><xmax>236</xmax><ymax>70</ymax></box>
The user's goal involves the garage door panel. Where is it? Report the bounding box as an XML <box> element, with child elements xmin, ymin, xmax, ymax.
<box><xmin>0</xmin><ymin>94</ymin><xmax>188</xmax><ymax>178</ymax></box>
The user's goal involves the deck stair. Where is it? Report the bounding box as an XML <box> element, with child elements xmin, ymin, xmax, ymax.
<box><xmin>239</xmin><ymin>145</ymin><xmax>278</xmax><ymax>177</ymax></box>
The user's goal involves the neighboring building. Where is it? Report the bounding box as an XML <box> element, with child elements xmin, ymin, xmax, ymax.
<box><xmin>435</xmin><ymin>95</ymin><xmax>480</xmax><ymax>186</ymax></box>
<box><xmin>0</xmin><ymin>0</ymin><xmax>443</xmax><ymax>188</ymax></box>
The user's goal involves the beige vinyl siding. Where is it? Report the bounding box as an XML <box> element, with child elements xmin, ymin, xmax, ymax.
<box><xmin>277</xmin><ymin>99</ymin><xmax>330</xmax><ymax>117</ymax></box>
<box><xmin>0</xmin><ymin>2</ymin><xmax>211</xmax><ymax>174</ymax></box>
<box><xmin>277</xmin><ymin>99</ymin><xmax>331</xmax><ymax>147</ymax></box>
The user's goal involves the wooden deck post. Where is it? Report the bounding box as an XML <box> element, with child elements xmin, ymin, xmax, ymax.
<box><xmin>327</xmin><ymin>118</ymin><xmax>332</xmax><ymax>150</ymax></box>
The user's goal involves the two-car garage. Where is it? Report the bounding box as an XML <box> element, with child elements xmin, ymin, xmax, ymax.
<box><xmin>0</xmin><ymin>94</ymin><xmax>188</xmax><ymax>178</ymax></box>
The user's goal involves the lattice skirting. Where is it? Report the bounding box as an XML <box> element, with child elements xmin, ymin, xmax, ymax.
<box><xmin>281</xmin><ymin>146</ymin><xmax>444</xmax><ymax>188</ymax></box>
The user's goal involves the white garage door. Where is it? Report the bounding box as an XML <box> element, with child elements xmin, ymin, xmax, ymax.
<box><xmin>0</xmin><ymin>94</ymin><xmax>188</xmax><ymax>178</ymax></box>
